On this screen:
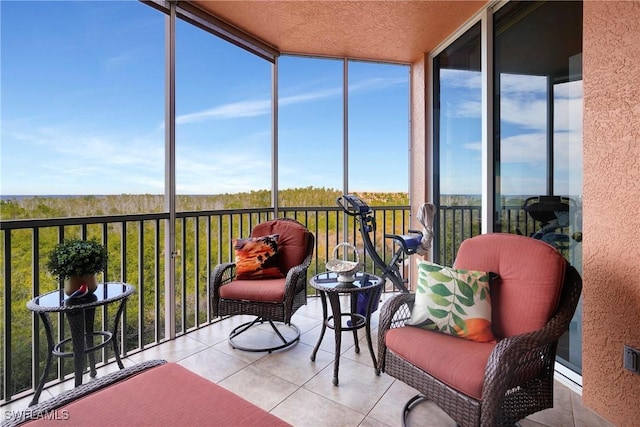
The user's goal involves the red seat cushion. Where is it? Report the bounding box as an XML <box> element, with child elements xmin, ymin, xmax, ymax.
<box><xmin>25</xmin><ymin>363</ymin><xmax>290</xmax><ymax>426</ymax></box>
<box><xmin>453</xmin><ymin>233</ymin><xmax>566</xmax><ymax>339</ymax></box>
<box><xmin>386</xmin><ymin>326</ymin><xmax>495</xmax><ymax>400</ymax></box>
<box><xmin>219</xmin><ymin>278</ymin><xmax>286</xmax><ymax>303</ymax></box>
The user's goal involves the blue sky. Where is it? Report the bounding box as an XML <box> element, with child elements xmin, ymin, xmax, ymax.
<box><xmin>1</xmin><ymin>0</ymin><xmax>410</xmax><ymax>196</ymax></box>
<box><xmin>1</xmin><ymin>1</ymin><xmax>581</xmax><ymax>198</ymax></box>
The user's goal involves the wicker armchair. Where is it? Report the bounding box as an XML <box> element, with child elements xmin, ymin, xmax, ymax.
<box><xmin>378</xmin><ymin>233</ymin><xmax>582</xmax><ymax>427</ymax></box>
<box><xmin>211</xmin><ymin>218</ymin><xmax>314</xmax><ymax>352</ymax></box>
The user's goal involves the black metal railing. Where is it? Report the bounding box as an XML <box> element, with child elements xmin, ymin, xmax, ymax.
<box><xmin>1</xmin><ymin>203</ymin><xmax>543</xmax><ymax>403</ymax></box>
<box><xmin>1</xmin><ymin>205</ymin><xmax>413</xmax><ymax>403</ymax></box>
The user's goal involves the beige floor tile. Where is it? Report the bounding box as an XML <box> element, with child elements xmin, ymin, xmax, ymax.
<box><xmin>271</xmin><ymin>387</ymin><xmax>366</xmax><ymax>427</ymax></box>
<box><xmin>342</xmin><ymin>331</ymin><xmax>380</xmax><ymax>369</ymax></box>
<box><xmin>303</xmin><ymin>357</ymin><xmax>394</xmax><ymax>415</ymax></box>
<box><xmin>367</xmin><ymin>380</ymin><xmax>422</xmax><ymax>426</ymax></box>
<box><xmin>212</xmin><ymin>338</ymin><xmax>270</xmax><ymax>364</ymax></box>
<box><xmin>251</xmin><ymin>341</ymin><xmax>335</xmax><ymax>386</ymax></box>
<box><xmin>183</xmin><ymin>318</ymin><xmax>235</xmax><ymax>346</ymax></box>
<box><xmin>177</xmin><ymin>345</ymin><xmax>249</xmax><ymax>383</ymax></box>
<box><xmin>358</xmin><ymin>415</ymin><xmax>394</xmax><ymax>427</ymax></box>
<box><xmin>290</xmin><ymin>311</ymin><xmax>325</xmax><ymax>334</ymax></box>
<box><xmin>571</xmin><ymin>393</ymin><xmax>616</xmax><ymax>427</ymax></box>
<box><xmin>369</xmin><ymin>380</ymin><xmax>457</xmax><ymax>427</ymax></box>
<box><xmin>404</xmin><ymin>399</ymin><xmax>458</xmax><ymax>427</ymax></box>
<box><xmin>127</xmin><ymin>334</ymin><xmax>207</xmax><ymax>363</ymax></box>
<box><xmin>292</xmin><ymin>296</ymin><xmax>325</xmax><ymax>320</ymax></box>
<box><xmin>218</xmin><ymin>364</ymin><xmax>299</xmax><ymax>412</ymax></box>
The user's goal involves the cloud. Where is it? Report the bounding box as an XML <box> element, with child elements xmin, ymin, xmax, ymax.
<box><xmin>105</xmin><ymin>51</ymin><xmax>136</xmax><ymax>70</ymax></box>
<box><xmin>2</xmin><ymin>119</ymin><xmax>165</xmax><ymax>193</ymax></box>
<box><xmin>463</xmin><ymin>141</ymin><xmax>482</xmax><ymax>151</ymax></box>
<box><xmin>500</xmin><ymin>97</ymin><xmax>547</xmax><ymax>131</ymax></box>
<box><xmin>453</xmin><ymin>100</ymin><xmax>482</xmax><ymax>118</ymax></box>
<box><xmin>500</xmin><ymin>73</ymin><xmax>547</xmax><ymax>94</ymax></box>
<box><xmin>500</xmin><ymin>133</ymin><xmax>547</xmax><ymax>165</ymax></box>
<box><xmin>175</xmin><ymin>146</ymin><xmax>271</xmax><ymax>194</ymax></box>
<box><xmin>173</xmin><ymin>75</ymin><xmax>406</xmax><ymax>127</ymax></box>
<box><xmin>441</xmin><ymin>69</ymin><xmax>482</xmax><ymax>90</ymax></box>
<box><xmin>349</xmin><ymin>76</ymin><xmax>408</xmax><ymax>93</ymax></box>
<box><xmin>176</xmin><ymin>99</ymin><xmax>271</xmax><ymax>125</ymax></box>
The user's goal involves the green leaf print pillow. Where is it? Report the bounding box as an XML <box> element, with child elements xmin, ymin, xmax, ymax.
<box><xmin>407</xmin><ymin>260</ymin><xmax>496</xmax><ymax>343</ymax></box>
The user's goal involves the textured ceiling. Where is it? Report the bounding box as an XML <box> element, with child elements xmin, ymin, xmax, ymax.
<box><xmin>190</xmin><ymin>1</ymin><xmax>487</xmax><ymax>64</ymax></box>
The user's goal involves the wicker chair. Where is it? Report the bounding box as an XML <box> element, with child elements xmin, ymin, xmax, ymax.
<box><xmin>211</xmin><ymin>218</ymin><xmax>314</xmax><ymax>352</ymax></box>
<box><xmin>378</xmin><ymin>233</ymin><xmax>582</xmax><ymax>427</ymax></box>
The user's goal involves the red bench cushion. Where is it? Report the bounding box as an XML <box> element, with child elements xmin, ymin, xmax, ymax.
<box><xmin>25</xmin><ymin>363</ymin><xmax>290</xmax><ymax>427</ymax></box>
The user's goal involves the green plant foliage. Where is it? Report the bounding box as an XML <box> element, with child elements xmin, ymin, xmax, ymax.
<box><xmin>45</xmin><ymin>238</ymin><xmax>108</xmax><ymax>279</ymax></box>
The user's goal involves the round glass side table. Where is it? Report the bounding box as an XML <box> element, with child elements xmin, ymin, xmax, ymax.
<box><xmin>26</xmin><ymin>282</ymin><xmax>134</xmax><ymax>406</ymax></box>
<box><xmin>309</xmin><ymin>271</ymin><xmax>383</xmax><ymax>386</ymax></box>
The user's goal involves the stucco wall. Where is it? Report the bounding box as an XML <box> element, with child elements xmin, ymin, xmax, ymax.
<box><xmin>582</xmin><ymin>1</ymin><xmax>640</xmax><ymax>425</ymax></box>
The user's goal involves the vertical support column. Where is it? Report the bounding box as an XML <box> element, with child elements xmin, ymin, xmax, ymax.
<box><xmin>164</xmin><ymin>1</ymin><xmax>177</xmax><ymax>340</ymax></box>
<box><xmin>547</xmin><ymin>76</ymin><xmax>555</xmax><ymax>196</ymax></box>
<box><xmin>272</xmin><ymin>59</ymin><xmax>279</xmax><ymax>217</ymax></box>
<box><xmin>342</xmin><ymin>58</ymin><xmax>349</xmax><ymax>242</ymax></box>
<box><xmin>481</xmin><ymin>7</ymin><xmax>495</xmax><ymax>234</ymax></box>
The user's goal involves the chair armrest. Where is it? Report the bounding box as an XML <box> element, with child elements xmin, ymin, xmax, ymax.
<box><xmin>210</xmin><ymin>262</ymin><xmax>236</xmax><ymax>317</ymax></box>
<box><xmin>377</xmin><ymin>293</ymin><xmax>416</xmax><ymax>372</ymax></box>
<box><xmin>481</xmin><ymin>265</ymin><xmax>582</xmax><ymax>421</ymax></box>
<box><xmin>211</xmin><ymin>262</ymin><xmax>236</xmax><ymax>287</ymax></box>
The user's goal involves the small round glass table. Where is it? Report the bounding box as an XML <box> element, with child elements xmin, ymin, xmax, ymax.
<box><xmin>309</xmin><ymin>271</ymin><xmax>383</xmax><ymax>386</ymax></box>
<box><xmin>26</xmin><ymin>282</ymin><xmax>134</xmax><ymax>406</ymax></box>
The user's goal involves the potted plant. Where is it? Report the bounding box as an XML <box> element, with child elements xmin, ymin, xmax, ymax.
<box><xmin>46</xmin><ymin>238</ymin><xmax>107</xmax><ymax>296</ymax></box>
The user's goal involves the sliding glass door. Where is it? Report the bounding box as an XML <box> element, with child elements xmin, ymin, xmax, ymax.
<box><xmin>494</xmin><ymin>1</ymin><xmax>583</xmax><ymax>375</ymax></box>
<box><xmin>433</xmin><ymin>22</ymin><xmax>482</xmax><ymax>266</ymax></box>
<box><xmin>434</xmin><ymin>1</ymin><xmax>583</xmax><ymax>376</ymax></box>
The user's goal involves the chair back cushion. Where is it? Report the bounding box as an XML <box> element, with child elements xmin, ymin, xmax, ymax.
<box><xmin>251</xmin><ymin>218</ymin><xmax>311</xmax><ymax>274</ymax></box>
<box><xmin>453</xmin><ymin>233</ymin><xmax>566</xmax><ymax>339</ymax></box>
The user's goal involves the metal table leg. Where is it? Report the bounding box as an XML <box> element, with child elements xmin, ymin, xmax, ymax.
<box><xmin>310</xmin><ymin>291</ymin><xmax>328</xmax><ymax>362</ymax></box>
<box><xmin>328</xmin><ymin>292</ymin><xmax>343</xmax><ymax>386</ymax></box>
<box><xmin>29</xmin><ymin>312</ymin><xmax>54</xmax><ymax>407</ymax></box>
<box><xmin>65</xmin><ymin>309</ymin><xmax>87</xmax><ymax>387</ymax></box>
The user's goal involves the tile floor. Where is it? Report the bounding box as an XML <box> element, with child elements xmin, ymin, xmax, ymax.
<box><xmin>3</xmin><ymin>295</ymin><xmax>615</xmax><ymax>427</ymax></box>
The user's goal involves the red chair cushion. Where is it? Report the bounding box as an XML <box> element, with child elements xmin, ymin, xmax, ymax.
<box><xmin>453</xmin><ymin>233</ymin><xmax>566</xmax><ymax>339</ymax></box>
<box><xmin>25</xmin><ymin>363</ymin><xmax>290</xmax><ymax>426</ymax></box>
<box><xmin>219</xmin><ymin>278</ymin><xmax>286</xmax><ymax>303</ymax></box>
<box><xmin>251</xmin><ymin>219</ymin><xmax>310</xmax><ymax>274</ymax></box>
<box><xmin>386</xmin><ymin>326</ymin><xmax>495</xmax><ymax>400</ymax></box>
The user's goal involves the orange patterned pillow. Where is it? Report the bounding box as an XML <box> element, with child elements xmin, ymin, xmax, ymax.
<box><xmin>234</xmin><ymin>234</ymin><xmax>284</xmax><ymax>280</ymax></box>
